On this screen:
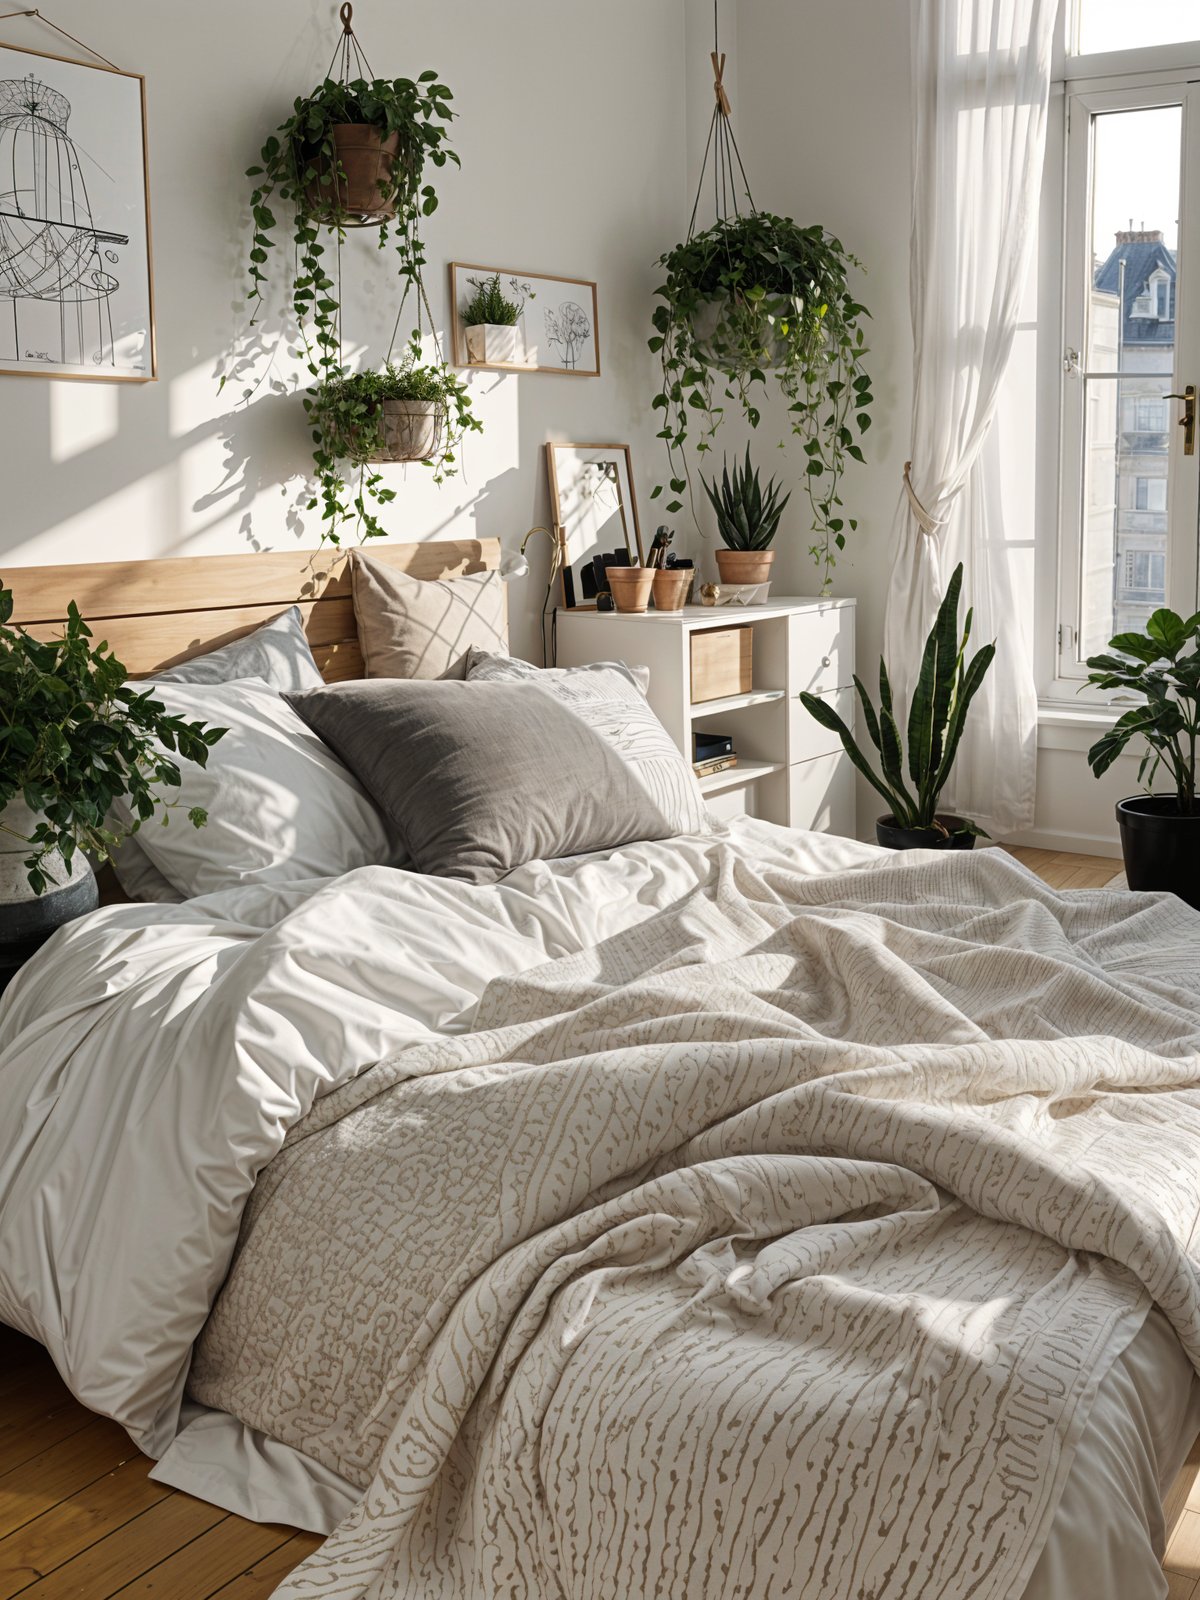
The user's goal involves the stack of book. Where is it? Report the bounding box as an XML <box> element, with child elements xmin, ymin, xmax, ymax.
<box><xmin>693</xmin><ymin>752</ymin><xmax>738</xmax><ymax>780</ymax></box>
<box><xmin>693</xmin><ymin>730</ymin><xmax>736</xmax><ymax>780</ymax></box>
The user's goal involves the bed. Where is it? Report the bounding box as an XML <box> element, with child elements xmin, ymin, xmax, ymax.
<box><xmin>1</xmin><ymin>539</ymin><xmax>1198</xmax><ymax>1600</ymax></box>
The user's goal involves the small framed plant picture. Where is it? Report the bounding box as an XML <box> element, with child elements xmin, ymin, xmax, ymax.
<box><xmin>449</xmin><ymin>262</ymin><xmax>599</xmax><ymax>377</ymax></box>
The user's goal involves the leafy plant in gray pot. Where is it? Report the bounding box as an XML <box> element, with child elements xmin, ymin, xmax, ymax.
<box><xmin>0</xmin><ymin>581</ymin><xmax>225</xmax><ymax>981</ymax></box>
<box><xmin>1084</xmin><ymin>606</ymin><xmax>1199</xmax><ymax>907</ymax></box>
<box><xmin>799</xmin><ymin>563</ymin><xmax>995</xmax><ymax>847</ymax></box>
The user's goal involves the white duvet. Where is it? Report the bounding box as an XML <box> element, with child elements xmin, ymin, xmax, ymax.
<box><xmin>0</xmin><ymin>819</ymin><xmax>1197</xmax><ymax>1600</ymax></box>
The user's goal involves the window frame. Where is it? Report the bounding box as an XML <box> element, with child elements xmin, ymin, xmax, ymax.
<box><xmin>1047</xmin><ymin>62</ymin><xmax>1200</xmax><ymax>705</ymax></box>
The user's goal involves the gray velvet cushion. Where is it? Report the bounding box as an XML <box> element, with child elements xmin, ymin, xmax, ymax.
<box><xmin>285</xmin><ymin>670</ymin><xmax>708</xmax><ymax>882</ymax></box>
<box><xmin>154</xmin><ymin>605</ymin><xmax>323</xmax><ymax>691</ymax></box>
<box><xmin>351</xmin><ymin>552</ymin><xmax>507</xmax><ymax>680</ymax></box>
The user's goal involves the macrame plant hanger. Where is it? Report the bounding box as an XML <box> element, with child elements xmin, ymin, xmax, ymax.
<box><xmin>686</xmin><ymin>0</ymin><xmax>756</xmax><ymax>246</ymax></box>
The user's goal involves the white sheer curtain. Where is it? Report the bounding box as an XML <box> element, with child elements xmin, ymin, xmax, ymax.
<box><xmin>882</xmin><ymin>0</ymin><xmax>1057</xmax><ymax>835</ymax></box>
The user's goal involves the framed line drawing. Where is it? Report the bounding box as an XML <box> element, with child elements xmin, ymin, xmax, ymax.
<box><xmin>449</xmin><ymin>261</ymin><xmax>599</xmax><ymax>377</ymax></box>
<box><xmin>546</xmin><ymin>442</ymin><xmax>644</xmax><ymax>608</ymax></box>
<box><xmin>0</xmin><ymin>41</ymin><xmax>155</xmax><ymax>382</ymax></box>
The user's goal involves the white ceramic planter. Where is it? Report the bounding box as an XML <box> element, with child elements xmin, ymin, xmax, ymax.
<box><xmin>465</xmin><ymin>324</ymin><xmax>535</xmax><ymax>367</ymax></box>
<box><xmin>366</xmin><ymin>399</ymin><xmax>445</xmax><ymax>464</ymax></box>
<box><xmin>1</xmin><ymin>797</ymin><xmax>98</xmax><ymax>978</ymax></box>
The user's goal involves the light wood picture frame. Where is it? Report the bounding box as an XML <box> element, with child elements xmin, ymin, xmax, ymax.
<box><xmin>449</xmin><ymin>261</ymin><xmax>600</xmax><ymax>377</ymax></box>
<box><xmin>546</xmin><ymin>442</ymin><xmax>644</xmax><ymax>608</ymax></box>
<box><xmin>0</xmin><ymin>41</ymin><xmax>156</xmax><ymax>382</ymax></box>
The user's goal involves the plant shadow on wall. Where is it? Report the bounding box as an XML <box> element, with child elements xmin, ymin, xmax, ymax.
<box><xmin>219</xmin><ymin>8</ymin><xmax>478</xmax><ymax>547</ymax></box>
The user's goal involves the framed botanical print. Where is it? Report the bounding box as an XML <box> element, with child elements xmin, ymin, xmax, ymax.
<box><xmin>0</xmin><ymin>42</ymin><xmax>155</xmax><ymax>381</ymax></box>
<box><xmin>449</xmin><ymin>261</ymin><xmax>600</xmax><ymax>377</ymax></box>
<box><xmin>546</xmin><ymin>442</ymin><xmax>644</xmax><ymax>608</ymax></box>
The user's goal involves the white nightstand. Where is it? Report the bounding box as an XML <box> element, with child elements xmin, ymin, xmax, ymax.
<box><xmin>556</xmin><ymin>597</ymin><xmax>857</xmax><ymax>836</ymax></box>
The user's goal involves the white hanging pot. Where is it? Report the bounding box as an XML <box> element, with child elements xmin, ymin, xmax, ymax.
<box><xmin>0</xmin><ymin>797</ymin><xmax>98</xmax><ymax>980</ymax></box>
<box><xmin>366</xmin><ymin>399</ymin><xmax>445</xmax><ymax>464</ymax></box>
<box><xmin>465</xmin><ymin>324</ymin><xmax>534</xmax><ymax>367</ymax></box>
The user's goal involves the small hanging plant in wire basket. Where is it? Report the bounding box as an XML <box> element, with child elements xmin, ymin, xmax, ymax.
<box><xmin>649</xmin><ymin>36</ymin><xmax>873</xmax><ymax>590</ymax></box>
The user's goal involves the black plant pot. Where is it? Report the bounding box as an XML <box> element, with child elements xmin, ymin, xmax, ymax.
<box><xmin>876</xmin><ymin>814</ymin><xmax>977</xmax><ymax>851</ymax></box>
<box><xmin>1116</xmin><ymin>796</ymin><xmax>1200</xmax><ymax>909</ymax></box>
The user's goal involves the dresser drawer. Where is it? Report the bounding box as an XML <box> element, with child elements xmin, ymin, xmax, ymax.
<box><xmin>788</xmin><ymin>607</ymin><xmax>854</xmax><ymax>695</ymax></box>
<box><xmin>788</xmin><ymin>751</ymin><xmax>856</xmax><ymax>837</ymax></box>
<box><xmin>790</xmin><ymin>683</ymin><xmax>854</xmax><ymax>765</ymax></box>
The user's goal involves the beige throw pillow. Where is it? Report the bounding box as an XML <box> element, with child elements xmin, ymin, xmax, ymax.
<box><xmin>351</xmin><ymin>552</ymin><xmax>507</xmax><ymax>680</ymax></box>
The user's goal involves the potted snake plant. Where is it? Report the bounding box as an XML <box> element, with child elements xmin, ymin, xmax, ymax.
<box><xmin>800</xmin><ymin>563</ymin><xmax>995</xmax><ymax>848</ymax></box>
<box><xmin>700</xmin><ymin>448</ymin><xmax>791</xmax><ymax>587</ymax></box>
<box><xmin>1084</xmin><ymin>607</ymin><xmax>1199</xmax><ymax>907</ymax></box>
<box><xmin>0</xmin><ymin>581</ymin><xmax>224</xmax><ymax>977</ymax></box>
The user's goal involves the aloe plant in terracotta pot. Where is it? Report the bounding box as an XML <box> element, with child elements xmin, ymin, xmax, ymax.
<box><xmin>701</xmin><ymin>448</ymin><xmax>791</xmax><ymax>587</ymax></box>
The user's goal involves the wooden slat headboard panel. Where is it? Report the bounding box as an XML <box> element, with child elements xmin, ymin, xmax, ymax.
<box><xmin>5</xmin><ymin>538</ymin><xmax>503</xmax><ymax>681</ymax></box>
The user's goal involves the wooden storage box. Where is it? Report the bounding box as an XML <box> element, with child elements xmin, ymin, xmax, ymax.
<box><xmin>690</xmin><ymin>624</ymin><xmax>753</xmax><ymax>704</ymax></box>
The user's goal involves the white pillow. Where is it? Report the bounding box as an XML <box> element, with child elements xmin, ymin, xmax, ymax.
<box><xmin>112</xmin><ymin>677</ymin><xmax>396</xmax><ymax>898</ymax></box>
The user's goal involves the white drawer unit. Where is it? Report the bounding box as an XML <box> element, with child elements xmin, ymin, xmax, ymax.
<box><xmin>555</xmin><ymin>596</ymin><xmax>857</xmax><ymax>838</ymax></box>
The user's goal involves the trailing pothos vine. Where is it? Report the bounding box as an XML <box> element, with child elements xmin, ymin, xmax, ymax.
<box><xmin>649</xmin><ymin>212</ymin><xmax>873</xmax><ymax>590</ymax></box>
<box><xmin>236</xmin><ymin>68</ymin><xmax>476</xmax><ymax>544</ymax></box>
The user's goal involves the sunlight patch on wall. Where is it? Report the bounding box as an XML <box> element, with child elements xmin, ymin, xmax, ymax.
<box><xmin>5</xmin><ymin>467</ymin><xmax>175</xmax><ymax>566</ymax></box>
<box><xmin>50</xmin><ymin>383</ymin><xmax>119</xmax><ymax>463</ymax></box>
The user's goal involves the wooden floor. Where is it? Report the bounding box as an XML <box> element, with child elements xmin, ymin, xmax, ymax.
<box><xmin>2</xmin><ymin>842</ymin><xmax>1192</xmax><ymax>1600</ymax></box>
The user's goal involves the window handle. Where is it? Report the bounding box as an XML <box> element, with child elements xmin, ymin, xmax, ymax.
<box><xmin>1162</xmin><ymin>385</ymin><xmax>1196</xmax><ymax>455</ymax></box>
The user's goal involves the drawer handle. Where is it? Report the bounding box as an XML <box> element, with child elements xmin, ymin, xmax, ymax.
<box><xmin>821</xmin><ymin>655</ymin><xmax>832</xmax><ymax>668</ymax></box>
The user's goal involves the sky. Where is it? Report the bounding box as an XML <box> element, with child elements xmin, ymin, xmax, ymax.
<box><xmin>1092</xmin><ymin>105</ymin><xmax>1181</xmax><ymax>258</ymax></box>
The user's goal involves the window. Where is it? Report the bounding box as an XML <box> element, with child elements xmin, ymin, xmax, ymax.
<box><xmin>1155</xmin><ymin>274</ymin><xmax>1171</xmax><ymax>318</ymax></box>
<box><xmin>1075</xmin><ymin>1</ymin><xmax>1200</xmax><ymax>55</ymax></box>
<box><xmin>1132</xmin><ymin>397</ymin><xmax>1167</xmax><ymax>432</ymax></box>
<box><xmin>1123</xmin><ymin>550</ymin><xmax>1166</xmax><ymax>592</ymax></box>
<box><xmin>1134</xmin><ymin>476</ymin><xmax>1168</xmax><ymax>511</ymax></box>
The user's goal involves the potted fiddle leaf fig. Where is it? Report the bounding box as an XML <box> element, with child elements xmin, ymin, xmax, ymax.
<box><xmin>700</xmin><ymin>447</ymin><xmax>792</xmax><ymax>587</ymax></box>
<box><xmin>1084</xmin><ymin>607</ymin><xmax>1199</xmax><ymax>907</ymax></box>
<box><xmin>461</xmin><ymin>272</ymin><xmax>536</xmax><ymax>366</ymax></box>
<box><xmin>0</xmin><ymin>581</ymin><xmax>224</xmax><ymax>975</ymax></box>
<box><xmin>650</xmin><ymin>211</ymin><xmax>872</xmax><ymax>591</ymax></box>
<box><xmin>800</xmin><ymin>563</ymin><xmax>995</xmax><ymax>848</ymax></box>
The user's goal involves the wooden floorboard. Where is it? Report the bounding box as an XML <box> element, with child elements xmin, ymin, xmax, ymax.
<box><xmin>0</xmin><ymin>843</ymin><xmax>1186</xmax><ymax>1596</ymax></box>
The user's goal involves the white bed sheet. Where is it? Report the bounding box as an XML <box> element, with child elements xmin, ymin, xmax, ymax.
<box><xmin>0</xmin><ymin>818</ymin><xmax>1196</xmax><ymax>1600</ymax></box>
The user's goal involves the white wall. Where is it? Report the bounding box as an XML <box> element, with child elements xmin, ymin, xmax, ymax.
<box><xmin>0</xmin><ymin>0</ymin><xmax>692</xmax><ymax>667</ymax></box>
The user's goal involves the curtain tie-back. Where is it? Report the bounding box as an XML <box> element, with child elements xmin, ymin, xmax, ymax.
<box><xmin>902</xmin><ymin>461</ymin><xmax>951</xmax><ymax>536</ymax></box>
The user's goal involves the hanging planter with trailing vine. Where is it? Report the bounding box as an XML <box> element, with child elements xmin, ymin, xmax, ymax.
<box><xmin>649</xmin><ymin>30</ymin><xmax>873</xmax><ymax>590</ymax></box>
<box><xmin>236</xmin><ymin>5</ymin><xmax>477</xmax><ymax>543</ymax></box>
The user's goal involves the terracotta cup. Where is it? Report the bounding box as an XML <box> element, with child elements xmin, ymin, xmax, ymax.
<box><xmin>607</xmin><ymin>566</ymin><xmax>656</xmax><ymax>613</ymax></box>
<box><xmin>651</xmin><ymin>568</ymin><xmax>691</xmax><ymax>611</ymax></box>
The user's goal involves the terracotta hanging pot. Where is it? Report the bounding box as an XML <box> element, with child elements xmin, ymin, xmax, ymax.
<box><xmin>304</xmin><ymin>125</ymin><xmax>405</xmax><ymax>226</ymax></box>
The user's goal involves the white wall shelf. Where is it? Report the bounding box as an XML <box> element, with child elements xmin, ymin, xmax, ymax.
<box><xmin>556</xmin><ymin>597</ymin><xmax>857</xmax><ymax>837</ymax></box>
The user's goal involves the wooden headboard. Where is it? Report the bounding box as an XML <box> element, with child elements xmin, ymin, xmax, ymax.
<box><xmin>5</xmin><ymin>538</ymin><xmax>503</xmax><ymax>682</ymax></box>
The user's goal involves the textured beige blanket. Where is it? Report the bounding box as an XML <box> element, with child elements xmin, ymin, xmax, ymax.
<box><xmin>190</xmin><ymin>847</ymin><xmax>1200</xmax><ymax>1600</ymax></box>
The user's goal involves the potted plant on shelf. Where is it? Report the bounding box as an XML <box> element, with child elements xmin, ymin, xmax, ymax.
<box><xmin>0</xmin><ymin>582</ymin><xmax>224</xmax><ymax>974</ymax></box>
<box><xmin>650</xmin><ymin>211</ymin><xmax>872</xmax><ymax>591</ymax></box>
<box><xmin>1084</xmin><ymin>606</ymin><xmax>1199</xmax><ymax>907</ymax></box>
<box><xmin>700</xmin><ymin>447</ymin><xmax>791</xmax><ymax>588</ymax></box>
<box><xmin>799</xmin><ymin>564</ymin><xmax>995</xmax><ymax>848</ymax></box>
<box><xmin>237</xmin><ymin>45</ymin><xmax>464</xmax><ymax>545</ymax></box>
<box><xmin>461</xmin><ymin>272</ymin><xmax>535</xmax><ymax>366</ymax></box>
<box><xmin>306</xmin><ymin>353</ymin><xmax>481</xmax><ymax>540</ymax></box>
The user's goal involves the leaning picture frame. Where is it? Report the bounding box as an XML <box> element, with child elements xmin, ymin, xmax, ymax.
<box><xmin>0</xmin><ymin>40</ymin><xmax>156</xmax><ymax>382</ymax></box>
<box><xmin>449</xmin><ymin>262</ymin><xmax>600</xmax><ymax>377</ymax></box>
<box><xmin>546</xmin><ymin>442</ymin><xmax>644</xmax><ymax>608</ymax></box>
